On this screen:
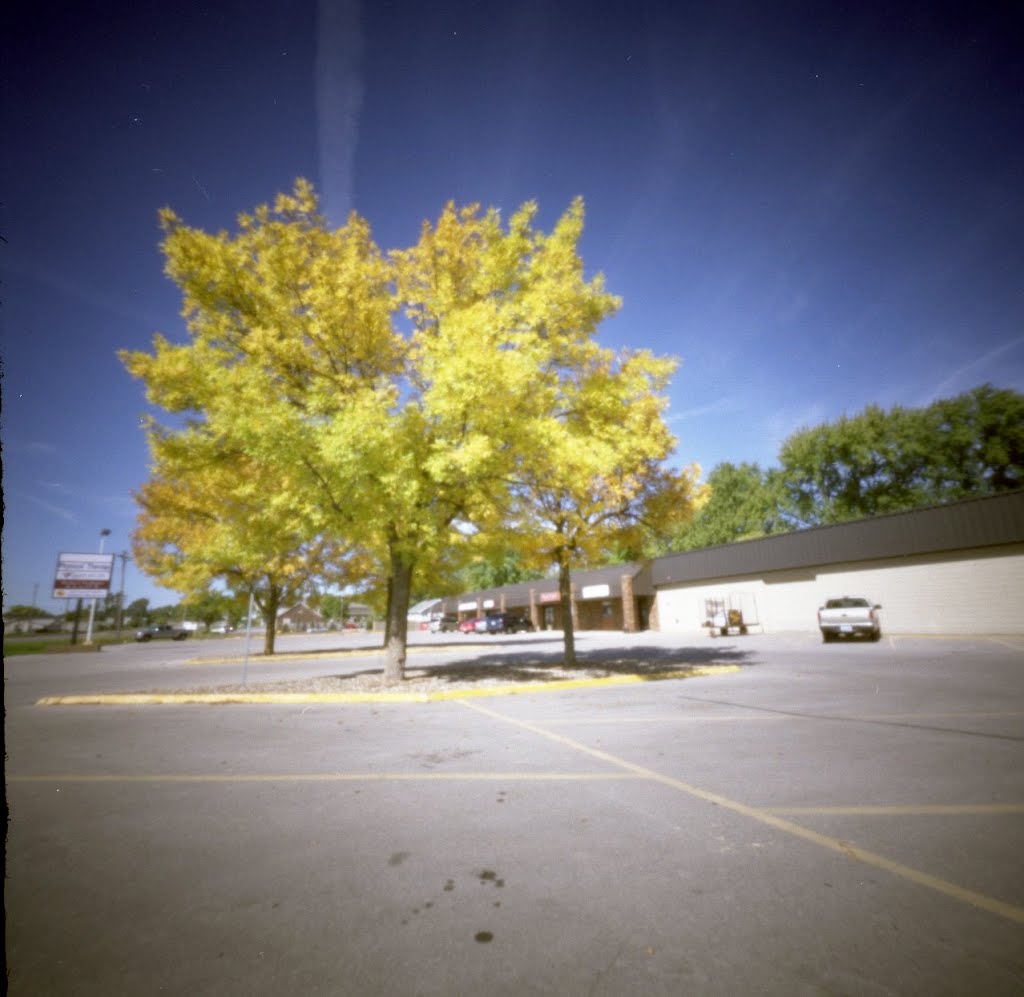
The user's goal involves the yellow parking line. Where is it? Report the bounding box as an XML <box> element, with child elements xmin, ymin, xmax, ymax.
<box><xmin>557</xmin><ymin>715</ymin><xmax>789</xmax><ymax>724</ymax></box>
<box><xmin>7</xmin><ymin>771</ymin><xmax>642</xmax><ymax>784</ymax></box>
<box><xmin>854</xmin><ymin>711</ymin><xmax>1024</xmax><ymax>721</ymax></box>
<box><xmin>888</xmin><ymin>635</ymin><xmax>1024</xmax><ymax>649</ymax></box>
<box><xmin>555</xmin><ymin>710</ymin><xmax>1024</xmax><ymax>726</ymax></box>
<box><xmin>985</xmin><ymin>638</ymin><xmax>1024</xmax><ymax>651</ymax></box>
<box><xmin>459</xmin><ymin>700</ymin><xmax>1024</xmax><ymax>926</ymax></box>
<box><xmin>764</xmin><ymin>804</ymin><xmax>1024</xmax><ymax>816</ymax></box>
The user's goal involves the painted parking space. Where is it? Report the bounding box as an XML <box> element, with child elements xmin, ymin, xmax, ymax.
<box><xmin>7</xmin><ymin>634</ymin><xmax>1024</xmax><ymax>993</ymax></box>
<box><xmin>454</xmin><ymin>696</ymin><xmax>1024</xmax><ymax>926</ymax></box>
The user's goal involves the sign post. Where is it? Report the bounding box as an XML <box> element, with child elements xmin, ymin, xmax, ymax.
<box><xmin>53</xmin><ymin>550</ymin><xmax>114</xmax><ymax>644</ymax></box>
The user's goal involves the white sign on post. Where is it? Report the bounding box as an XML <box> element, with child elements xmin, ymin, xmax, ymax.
<box><xmin>52</xmin><ymin>552</ymin><xmax>115</xmax><ymax>600</ymax></box>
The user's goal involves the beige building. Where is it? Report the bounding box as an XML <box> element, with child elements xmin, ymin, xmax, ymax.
<box><xmin>653</xmin><ymin>491</ymin><xmax>1024</xmax><ymax>637</ymax></box>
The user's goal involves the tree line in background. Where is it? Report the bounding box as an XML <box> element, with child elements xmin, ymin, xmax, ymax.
<box><xmin>121</xmin><ymin>182</ymin><xmax>699</xmax><ymax>674</ymax></box>
<box><xmin>3</xmin><ymin>590</ymin><xmax>368</xmax><ymax>636</ymax></box>
<box><xmin>654</xmin><ymin>384</ymin><xmax>1023</xmax><ymax>555</ymax></box>
<box><xmin>13</xmin><ymin>383</ymin><xmax>1014</xmax><ymax>633</ymax></box>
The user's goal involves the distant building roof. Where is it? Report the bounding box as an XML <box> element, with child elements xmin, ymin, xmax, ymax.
<box><xmin>652</xmin><ymin>490</ymin><xmax>1024</xmax><ymax>587</ymax></box>
<box><xmin>277</xmin><ymin>603</ymin><xmax>324</xmax><ymax>622</ymax></box>
<box><xmin>407</xmin><ymin>598</ymin><xmax>443</xmax><ymax>619</ymax></box>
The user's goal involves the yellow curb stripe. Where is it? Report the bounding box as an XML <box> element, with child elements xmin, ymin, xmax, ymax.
<box><xmin>34</xmin><ymin>666</ymin><xmax>739</xmax><ymax>706</ymax></box>
<box><xmin>458</xmin><ymin>699</ymin><xmax>1024</xmax><ymax>926</ymax></box>
<box><xmin>764</xmin><ymin>804</ymin><xmax>1024</xmax><ymax>816</ymax></box>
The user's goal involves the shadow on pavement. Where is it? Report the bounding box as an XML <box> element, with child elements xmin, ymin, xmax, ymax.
<box><xmin>324</xmin><ymin>643</ymin><xmax>755</xmax><ymax>686</ymax></box>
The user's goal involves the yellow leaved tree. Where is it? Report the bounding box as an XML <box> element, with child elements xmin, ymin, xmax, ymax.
<box><xmin>122</xmin><ymin>182</ymin><xmax>620</xmax><ymax>680</ymax></box>
<box><xmin>509</xmin><ymin>342</ymin><xmax>703</xmax><ymax>666</ymax></box>
<box><xmin>132</xmin><ymin>429</ymin><xmax>367</xmax><ymax>654</ymax></box>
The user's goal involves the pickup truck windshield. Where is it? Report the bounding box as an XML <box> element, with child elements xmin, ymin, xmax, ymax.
<box><xmin>825</xmin><ymin>598</ymin><xmax>870</xmax><ymax>609</ymax></box>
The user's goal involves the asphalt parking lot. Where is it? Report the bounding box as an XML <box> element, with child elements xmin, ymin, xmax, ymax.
<box><xmin>6</xmin><ymin>630</ymin><xmax>1024</xmax><ymax>995</ymax></box>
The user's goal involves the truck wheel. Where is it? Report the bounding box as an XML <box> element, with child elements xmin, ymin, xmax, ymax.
<box><xmin>821</xmin><ymin>631</ymin><xmax>832</xmax><ymax>644</ymax></box>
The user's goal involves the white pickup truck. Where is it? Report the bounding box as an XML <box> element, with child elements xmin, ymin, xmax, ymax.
<box><xmin>817</xmin><ymin>597</ymin><xmax>882</xmax><ymax>643</ymax></box>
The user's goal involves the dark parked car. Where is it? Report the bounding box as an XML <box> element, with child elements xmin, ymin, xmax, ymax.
<box><xmin>135</xmin><ymin>624</ymin><xmax>189</xmax><ymax>642</ymax></box>
<box><xmin>429</xmin><ymin>614</ymin><xmax>460</xmax><ymax>633</ymax></box>
<box><xmin>479</xmin><ymin>612</ymin><xmax>535</xmax><ymax>634</ymax></box>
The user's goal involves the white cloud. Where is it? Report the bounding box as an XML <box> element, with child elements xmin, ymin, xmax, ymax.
<box><xmin>667</xmin><ymin>394</ymin><xmax>746</xmax><ymax>424</ymax></box>
<box><xmin>11</xmin><ymin>490</ymin><xmax>78</xmax><ymax>524</ymax></box>
<box><xmin>316</xmin><ymin>0</ymin><xmax>364</xmax><ymax>225</ymax></box>
<box><xmin>924</xmin><ymin>334</ymin><xmax>1024</xmax><ymax>403</ymax></box>
<box><xmin>753</xmin><ymin>401</ymin><xmax>828</xmax><ymax>466</ymax></box>
<box><xmin>5</xmin><ymin>440</ymin><xmax>58</xmax><ymax>456</ymax></box>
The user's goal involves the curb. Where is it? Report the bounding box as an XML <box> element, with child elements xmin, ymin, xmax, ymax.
<box><xmin>36</xmin><ymin>666</ymin><xmax>740</xmax><ymax>706</ymax></box>
<box><xmin>185</xmin><ymin>643</ymin><xmax>470</xmax><ymax>666</ymax></box>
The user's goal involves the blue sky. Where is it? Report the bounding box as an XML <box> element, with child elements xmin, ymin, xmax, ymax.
<box><xmin>3</xmin><ymin>0</ymin><xmax>1022</xmax><ymax>612</ymax></box>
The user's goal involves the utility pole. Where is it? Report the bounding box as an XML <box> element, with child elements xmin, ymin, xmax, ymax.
<box><xmin>115</xmin><ymin>550</ymin><xmax>130</xmax><ymax>640</ymax></box>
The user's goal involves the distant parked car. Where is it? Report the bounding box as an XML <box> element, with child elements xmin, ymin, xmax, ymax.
<box><xmin>135</xmin><ymin>624</ymin><xmax>189</xmax><ymax>642</ymax></box>
<box><xmin>479</xmin><ymin>613</ymin><xmax>535</xmax><ymax>635</ymax></box>
<box><xmin>209</xmin><ymin>623</ymin><xmax>233</xmax><ymax>634</ymax></box>
<box><xmin>817</xmin><ymin>597</ymin><xmax>882</xmax><ymax>642</ymax></box>
<box><xmin>458</xmin><ymin>618</ymin><xmax>482</xmax><ymax>634</ymax></box>
<box><xmin>429</xmin><ymin>615</ymin><xmax>460</xmax><ymax>633</ymax></box>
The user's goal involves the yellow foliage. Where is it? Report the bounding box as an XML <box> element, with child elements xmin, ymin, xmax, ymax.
<box><xmin>122</xmin><ymin>180</ymin><xmax>693</xmax><ymax>671</ymax></box>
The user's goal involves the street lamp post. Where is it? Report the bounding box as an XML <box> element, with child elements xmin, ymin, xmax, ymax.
<box><xmin>84</xmin><ymin>528</ymin><xmax>112</xmax><ymax>645</ymax></box>
<box><xmin>115</xmin><ymin>550</ymin><xmax>129</xmax><ymax>640</ymax></box>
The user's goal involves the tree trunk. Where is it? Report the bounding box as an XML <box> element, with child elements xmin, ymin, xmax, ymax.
<box><xmin>383</xmin><ymin>549</ymin><xmax>414</xmax><ymax>684</ymax></box>
<box><xmin>260</xmin><ymin>585</ymin><xmax>281</xmax><ymax>656</ymax></box>
<box><xmin>557</xmin><ymin>549</ymin><xmax>577</xmax><ymax>669</ymax></box>
<box><xmin>383</xmin><ymin>574</ymin><xmax>393</xmax><ymax>645</ymax></box>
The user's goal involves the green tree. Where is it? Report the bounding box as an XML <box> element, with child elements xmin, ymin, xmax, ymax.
<box><xmin>664</xmin><ymin>462</ymin><xmax>787</xmax><ymax>552</ymax></box>
<box><xmin>4</xmin><ymin>605</ymin><xmax>51</xmax><ymax>619</ymax></box>
<box><xmin>319</xmin><ymin>593</ymin><xmax>345</xmax><ymax>624</ymax></box>
<box><xmin>777</xmin><ymin>385</ymin><xmax>1023</xmax><ymax>526</ymax></box>
<box><xmin>148</xmin><ymin>604</ymin><xmax>182</xmax><ymax>624</ymax></box>
<box><xmin>125</xmin><ymin>598</ymin><xmax>150</xmax><ymax>625</ymax></box>
<box><xmin>923</xmin><ymin>384</ymin><xmax>1024</xmax><ymax>497</ymax></box>
<box><xmin>778</xmin><ymin>404</ymin><xmax>929</xmax><ymax>525</ymax></box>
<box><xmin>182</xmin><ymin>590</ymin><xmax>235</xmax><ymax>630</ymax></box>
<box><xmin>456</xmin><ymin>548</ymin><xmax>543</xmax><ymax>592</ymax></box>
